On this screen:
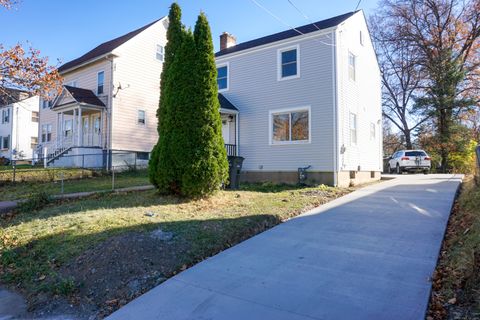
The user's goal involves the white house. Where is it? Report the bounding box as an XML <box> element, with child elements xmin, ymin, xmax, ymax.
<box><xmin>38</xmin><ymin>10</ymin><xmax>382</xmax><ymax>186</ymax></box>
<box><xmin>214</xmin><ymin>10</ymin><xmax>382</xmax><ymax>187</ymax></box>
<box><xmin>0</xmin><ymin>89</ymin><xmax>39</xmax><ymax>160</ymax></box>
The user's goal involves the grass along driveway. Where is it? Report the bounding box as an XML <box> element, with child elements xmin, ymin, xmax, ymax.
<box><xmin>0</xmin><ymin>169</ymin><xmax>150</xmax><ymax>201</ymax></box>
<box><xmin>0</xmin><ymin>184</ymin><xmax>351</xmax><ymax>318</ymax></box>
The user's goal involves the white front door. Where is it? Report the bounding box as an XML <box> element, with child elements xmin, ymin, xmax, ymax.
<box><xmin>82</xmin><ymin>117</ymin><xmax>89</xmax><ymax>146</ymax></box>
<box><xmin>93</xmin><ymin>115</ymin><xmax>101</xmax><ymax>146</ymax></box>
<box><xmin>221</xmin><ymin>119</ymin><xmax>230</xmax><ymax>144</ymax></box>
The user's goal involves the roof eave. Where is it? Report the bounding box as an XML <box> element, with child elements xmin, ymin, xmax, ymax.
<box><xmin>59</xmin><ymin>53</ymin><xmax>118</xmax><ymax>75</ymax></box>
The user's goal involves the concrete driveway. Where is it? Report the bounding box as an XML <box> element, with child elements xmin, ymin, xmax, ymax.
<box><xmin>107</xmin><ymin>174</ymin><xmax>462</xmax><ymax>320</ymax></box>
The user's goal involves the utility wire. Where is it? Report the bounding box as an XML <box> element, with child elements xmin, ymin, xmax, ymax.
<box><xmin>354</xmin><ymin>0</ymin><xmax>362</xmax><ymax>11</ymax></box>
<box><xmin>287</xmin><ymin>0</ymin><xmax>321</xmax><ymax>31</ymax></box>
<box><xmin>249</xmin><ymin>0</ymin><xmax>335</xmax><ymax>47</ymax></box>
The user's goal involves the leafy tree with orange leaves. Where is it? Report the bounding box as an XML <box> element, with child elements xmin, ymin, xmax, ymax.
<box><xmin>0</xmin><ymin>0</ymin><xmax>61</xmax><ymax>100</ymax></box>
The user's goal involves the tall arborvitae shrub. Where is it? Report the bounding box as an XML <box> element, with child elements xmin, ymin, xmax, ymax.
<box><xmin>150</xmin><ymin>5</ymin><xmax>228</xmax><ymax>197</ymax></box>
<box><xmin>180</xmin><ymin>13</ymin><xmax>228</xmax><ymax>197</ymax></box>
<box><xmin>149</xmin><ymin>3</ymin><xmax>184</xmax><ymax>190</ymax></box>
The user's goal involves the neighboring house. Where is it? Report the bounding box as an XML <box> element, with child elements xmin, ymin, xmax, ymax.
<box><xmin>214</xmin><ymin>10</ymin><xmax>382</xmax><ymax>187</ymax></box>
<box><xmin>38</xmin><ymin>17</ymin><xmax>170</xmax><ymax>168</ymax></box>
<box><xmin>0</xmin><ymin>89</ymin><xmax>39</xmax><ymax>160</ymax></box>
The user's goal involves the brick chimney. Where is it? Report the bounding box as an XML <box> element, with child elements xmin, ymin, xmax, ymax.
<box><xmin>220</xmin><ymin>32</ymin><xmax>236</xmax><ymax>51</ymax></box>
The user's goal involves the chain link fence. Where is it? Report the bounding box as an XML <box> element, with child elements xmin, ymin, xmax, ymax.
<box><xmin>0</xmin><ymin>152</ymin><xmax>151</xmax><ymax>200</ymax></box>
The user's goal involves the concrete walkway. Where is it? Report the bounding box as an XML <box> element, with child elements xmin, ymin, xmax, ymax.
<box><xmin>107</xmin><ymin>174</ymin><xmax>462</xmax><ymax>320</ymax></box>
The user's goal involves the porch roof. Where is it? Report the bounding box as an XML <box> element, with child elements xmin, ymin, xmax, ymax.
<box><xmin>218</xmin><ymin>93</ymin><xmax>238</xmax><ymax>112</ymax></box>
<box><xmin>54</xmin><ymin>86</ymin><xmax>106</xmax><ymax>109</ymax></box>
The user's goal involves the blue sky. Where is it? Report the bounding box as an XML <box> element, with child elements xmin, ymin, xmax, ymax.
<box><xmin>0</xmin><ymin>0</ymin><xmax>379</xmax><ymax>66</ymax></box>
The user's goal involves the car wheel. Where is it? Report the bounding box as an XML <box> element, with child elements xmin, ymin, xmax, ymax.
<box><xmin>423</xmin><ymin>169</ymin><xmax>429</xmax><ymax>175</ymax></box>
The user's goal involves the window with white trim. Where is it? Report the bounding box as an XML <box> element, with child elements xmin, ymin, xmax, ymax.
<box><xmin>2</xmin><ymin>136</ymin><xmax>9</xmax><ymax>149</ymax></box>
<box><xmin>64</xmin><ymin>119</ymin><xmax>73</xmax><ymax>137</ymax></box>
<box><xmin>270</xmin><ymin>107</ymin><xmax>310</xmax><ymax>144</ymax></box>
<box><xmin>1</xmin><ymin>108</ymin><xmax>10</xmax><ymax>124</ymax></box>
<box><xmin>138</xmin><ymin>110</ymin><xmax>146</xmax><ymax>125</ymax></box>
<box><xmin>217</xmin><ymin>65</ymin><xmax>228</xmax><ymax>91</ymax></box>
<box><xmin>41</xmin><ymin>124</ymin><xmax>52</xmax><ymax>142</ymax></box>
<box><xmin>350</xmin><ymin>112</ymin><xmax>357</xmax><ymax>145</ymax></box>
<box><xmin>97</xmin><ymin>71</ymin><xmax>105</xmax><ymax>95</ymax></box>
<box><xmin>156</xmin><ymin>44</ymin><xmax>164</xmax><ymax>62</ymax></box>
<box><xmin>31</xmin><ymin>137</ymin><xmax>38</xmax><ymax>149</ymax></box>
<box><xmin>348</xmin><ymin>52</ymin><xmax>356</xmax><ymax>81</ymax></box>
<box><xmin>278</xmin><ymin>46</ymin><xmax>299</xmax><ymax>80</ymax></box>
<box><xmin>370</xmin><ymin>122</ymin><xmax>376</xmax><ymax>140</ymax></box>
<box><xmin>32</xmin><ymin>111</ymin><xmax>39</xmax><ymax>123</ymax></box>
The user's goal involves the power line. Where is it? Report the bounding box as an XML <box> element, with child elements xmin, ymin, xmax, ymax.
<box><xmin>286</xmin><ymin>0</ymin><xmax>321</xmax><ymax>31</ymax></box>
<box><xmin>249</xmin><ymin>0</ymin><xmax>335</xmax><ymax>47</ymax></box>
<box><xmin>355</xmin><ymin>0</ymin><xmax>362</xmax><ymax>11</ymax></box>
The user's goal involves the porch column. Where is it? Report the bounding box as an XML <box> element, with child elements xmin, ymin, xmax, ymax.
<box><xmin>61</xmin><ymin>112</ymin><xmax>65</xmax><ymax>147</ymax></box>
<box><xmin>72</xmin><ymin>109</ymin><xmax>76</xmax><ymax>146</ymax></box>
<box><xmin>56</xmin><ymin>113</ymin><xmax>60</xmax><ymax>146</ymax></box>
<box><xmin>100</xmin><ymin>109</ymin><xmax>104</xmax><ymax>147</ymax></box>
<box><xmin>77</xmin><ymin>107</ymin><xmax>82</xmax><ymax>146</ymax></box>
<box><xmin>235</xmin><ymin>113</ymin><xmax>239</xmax><ymax>156</ymax></box>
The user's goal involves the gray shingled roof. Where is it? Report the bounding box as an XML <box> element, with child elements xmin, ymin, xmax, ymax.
<box><xmin>218</xmin><ymin>93</ymin><xmax>238</xmax><ymax>111</ymax></box>
<box><xmin>55</xmin><ymin>86</ymin><xmax>106</xmax><ymax>108</ymax></box>
<box><xmin>215</xmin><ymin>11</ymin><xmax>357</xmax><ymax>57</ymax></box>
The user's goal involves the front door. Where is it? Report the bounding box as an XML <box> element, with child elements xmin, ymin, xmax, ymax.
<box><xmin>221</xmin><ymin>119</ymin><xmax>230</xmax><ymax>144</ymax></box>
<box><xmin>82</xmin><ymin>117</ymin><xmax>89</xmax><ymax>146</ymax></box>
<box><xmin>92</xmin><ymin>115</ymin><xmax>101</xmax><ymax>146</ymax></box>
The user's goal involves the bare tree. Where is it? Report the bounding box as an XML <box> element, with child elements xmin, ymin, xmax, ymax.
<box><xmin>380</xmin><ymin>0</ymin><xmax>480</xmax><ymax>171</ymax></box>
<box><xmin>370</xmin><ymin>14</ymin><xmax>429</xmax><ymax>149</ymax></box>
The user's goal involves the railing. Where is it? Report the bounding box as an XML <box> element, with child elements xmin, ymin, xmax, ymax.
<box><xmin>225</xmin><ymin>144</ymin><xmax>237</xmax><ymax>156</ymax></box>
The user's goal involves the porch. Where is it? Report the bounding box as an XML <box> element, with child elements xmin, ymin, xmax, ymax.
<box><xmin>219</xmin><ymin>93</ymin><xmax>239</xmax><ymax>157</ymax></box>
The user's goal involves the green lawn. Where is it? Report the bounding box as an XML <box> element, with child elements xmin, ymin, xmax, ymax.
<box><xmin>0</xmin><ymin>169</ymin><xmax>150</xmax><ymax>201</ymax></box>
<box><xmin>0</xmin><ymin>183</ymin><xmax>350</xmax><ymax>310</ymax></box>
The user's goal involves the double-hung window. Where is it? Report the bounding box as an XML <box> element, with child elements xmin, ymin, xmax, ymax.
<box><xmin>1</xmin><ymin>108</ymin><xmax>10</xmax><ymax>124</ymax></box>
<box><xmin>2</xmin><ymin>136</ymin><xmax>9</xmax><ymax>149</ymax></box>
<box><xmin>64</xmin><ymin>119</ymin><xmax>73</xmax><ymax>137</ymax></box>
<box><xmin>350</xmin><ymin>112</ymin><xmax>357</xmax><ymax>145</ymax></box>
<box><xmin>32</xmin><ymin>111</ymin><xmax>39</xmax><ymax>123</ymax></box>
<box><xmin>348</xmin><ymin>52</ymin><xmax>356</xmax><ymax>81</ymax></box>
<box><xmin>278</xmin><ymin>45</ymin><xmax>299</xmax><ymax>80</ymax></box>
<box><xmin>41</xmin><ymin>124</ymin><xmax>52</xmax><ymax>143</ymax></box>
<box><xmin>31</xmin><ymin>137</ymin><xmax>38</xmax><ymax>149</ymax></box>
<box><xmin>156</xmin><ymin>44</ymin><xmax>164</xmax><ymax>62</ymax></box>
<box><xmin>97</xmin><ymin>71</ymin><xmax>105</xmax><ymax>95</ymax></box>
<box><xmin>270</xmin><ymin>106</ymin><xmax>310</xmax><ymax>144</ymax></box>
<box><xmin>217</xmin><ymin>64</ymin><xmax>228</xmax><ymax>91</ymax></box>
<box><xmin>138</xmin><ymin>110</ymin><xmax>146</xmax><ymax>125</ymax></box>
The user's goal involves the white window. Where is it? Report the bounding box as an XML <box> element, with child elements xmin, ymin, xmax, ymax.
<box><xmin>32</xmin><ymin>111</ymin><xmax>39</xmax><ymax>123</ymax></box>
<box><xmin>97</xmin><ymin>71</ymin><xmax>105</xmax><ymax>95</ymax></box>
<box><xmin>278</xmin><ymin>45</ymin><xmax>300</xmax><ymax>80</ymax></box>
<box><xmin>269</xmin><ymin>106</ymin><xmax>310</xmax><ymax>144</ymax></box>
<box><xmin>138</xmin><ymin>110</ymin><xmax>146</xmax><ymax>125</ymax></box>
<box><xmin>65</xmin><ymin>80</ymin><xmax>78</xmax><ymax>87</ymax></box>
<box><xmin>348</xmin><ymin>52</ymin><xmax>356</xmax><ymax>81</ymax></box>
<box><xmin>360</xmin><ymin>31</ymin><xmax>364</xmax><ymax>46</ymax></box>
<box><xmin>31</xmin><ymin>137</ymin><xmax>38</xmax><ymax>149</ymax></box>
<box><xmin>217</xmin><ymin>63</ymin><xmax>229</xmax><ymax>91</ymax></box>
<box><xmin>370</xmin><ymin>122</ymin><xmax>376</xmax><ymax>140</ymax></box>
<box><xmin>64</xmin><ymin>119</ymin><xmax>73</xmax><ymax>137</ymax></box>
<box><xmin>2</xmin><ymin>136</ymin><xmax>9</xmax><ymax>149</ymax></box>
<box><xmin>156</xmin><ymin>44</ymin><xmax>164</xmax><ymax>62</ymax></box>
<box><xmin>350</xmin><ymin>112</ymin><xmax>357</xmax><ymax>145</ymax></box>
<box><xmin>41</xmin><ymin>124</ymin><xmax>52</xmax><ymax>142</ymax></box>
<box><xmin>1</xmin><ymin>108</ymin><xmax>10</xmax><ymax>124</ymax></box>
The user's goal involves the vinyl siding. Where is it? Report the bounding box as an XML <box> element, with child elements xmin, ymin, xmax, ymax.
<box><xmin>335</xmin><ymin>12</ymin><xmax>382</xmax><ymax>172</ymax></box>
<box><xmin>38</xmin><ymin>59</ymin><xmax>112</xmax><ymax>146</ymax></box>
<box><xmin>110</xmin><ymin>19</ymin><xmax>167</xmax><ymax>152</ymax></box>
<box><xmin>216</xmin><ymin>31</ymin><xmax>336</xmax><ymax>172</ymax></box>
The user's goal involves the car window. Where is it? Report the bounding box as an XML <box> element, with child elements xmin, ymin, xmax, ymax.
<box><xmin>405</xmin><ymin>151</ymin><xmax>427</xmax><ymax>157</ymax></box>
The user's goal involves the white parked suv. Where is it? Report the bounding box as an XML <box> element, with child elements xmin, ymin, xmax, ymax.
<box><xmin>387</xmin><ymin>150</ymin><xmax>431</xmax><ymax>174</ymax></box>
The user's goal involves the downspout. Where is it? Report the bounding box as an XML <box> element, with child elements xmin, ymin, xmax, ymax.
<box><xmin>106</xmin><ymin>55</ymin><xmax>114</xmax><ymax>170</ymax></box>
<box><xmin>332</xmin><ymin>30</ymin><xmax>339</xmax><ymax>187</ymax></box>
